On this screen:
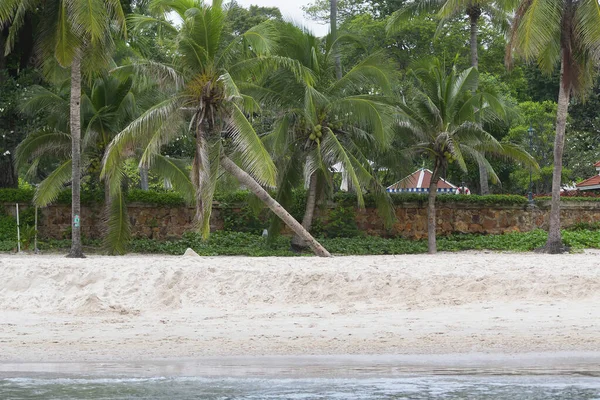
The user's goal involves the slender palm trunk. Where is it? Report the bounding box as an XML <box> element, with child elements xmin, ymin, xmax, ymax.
<box><xmin>467</xmin><ymin>6</ymin><xmax>489</xmax><ymax>195</ymax></box>
<box><xmin>291</xmin><ymin>172</ymin><xmax>318</xmax><ymax>250</ymax></box>
<box><xmin>478</xmin><ymin>160</ymin><xmax>489</xmax><ymax>195</ymax></box>
<box><xmin>544</xmin><ymin>57</ymin><xmax>571</xmax><ymax>253</ymax></box>
<box><xmin>139</xmin><ymin>166</ymin><xmax>149</xmax><ymax>190</ymax></box>
<box><xmin>192</xmin><ymin>115</ymin><xmax>212</xmax><ymax>237</ymax></box>
<box><xmin>67</xmin><ymin>52</ymin><xmax>84</xmax><ymax>258</ymax></box>
<box><xmin>427</xmin><ymin>161</ymin><xmax>442</xmax><ymax>254</ymax></box>
<box><xmin>468</xmin><ymin>9</ymin><xmax>479</xmax><ymax>68</ymax></box>
<box><xmin>220</xmin><ymin>155</ymin><xmax>332</xmax><ymax>257</ymax></box>
<box><xmin>330</xmin><ymin>0</ymin><xmax>342</xmax><ymax>80</ymax></box>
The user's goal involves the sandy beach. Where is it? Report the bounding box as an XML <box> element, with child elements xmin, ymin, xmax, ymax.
<box><xmin>1</xmin><ymin>252</ymin><xmax>599</xmax><ymax>362</ymax></box>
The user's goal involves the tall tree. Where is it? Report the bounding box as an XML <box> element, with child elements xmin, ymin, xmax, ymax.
<box><xmin>1</xmin><ymin>0</ymin><xmax>126</xmax><ymax>258</ymax></box>
<box><xmin>387</xmin><ymin>0</ymin><xmax>516</xmax><ymax>195</ymax></box>
<box><xmin>103</xmin><ymin>0</ymin><xmax>331</xmax><ymax>257</ymax></box>
<box><xmin>254</xmin><ymin>23</ymin><xmax>395</xmax><ymax>250</ymax></box>
<box><xmin>396</xmin><ymin>60</ymin><xmax>536</xmax><ymax>253</ymax></box>
<box><xmin>506</xmin><ymin>0</ymin><xmax>600</xmax><ymax>253</ymax></box>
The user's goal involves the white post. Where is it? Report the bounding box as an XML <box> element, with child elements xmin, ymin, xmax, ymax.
<box><xmin>34</xmin><ymin>206</ymin><xmax>39</xmax><ymax>253</ymax></box>
<box><xmin>16</xmin><ymin>203</ymin><xmax>21</xmax><ymax>253</ymax></box>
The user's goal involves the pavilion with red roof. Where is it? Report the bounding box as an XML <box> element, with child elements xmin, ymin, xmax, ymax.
<box><xmin>387</xmin><ymin>168</ymin><xmax>457</xmax><ymax>193</ymax></box>
<box><xmin>576</xmin><ymin>161</ymin><xmax>600</xmax><ymax>191</ymax></box>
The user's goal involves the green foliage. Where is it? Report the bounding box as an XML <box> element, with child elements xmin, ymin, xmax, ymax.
<box><xmin>221</xmin><ymin>204</ymin><xmax>267</xmax><ymax>234</ymax></box>
<box><xmin>129</xmin><ymin>231</ymin><xmax>296</xmax><ymax>256</ymax></box>
<box><xmin>13</xmin><ymin>229</ymin><xmax>598</xmax><ymax>255</ymax></box>
<box><xmin>323</xmin><ymin>207</ymin><xmax>361</xmax><ymax>238</ymax></box>
<box><xmin>0</xmin><ymin>188</ymin><xmax>35</xmax><ymax>203</ymax></box>
<box><xmin>126</xmin><ymin>189</ymin><xmax>186</xmax><ymax>206</ymax></box>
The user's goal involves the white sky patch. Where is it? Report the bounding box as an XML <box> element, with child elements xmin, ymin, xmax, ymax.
<box><xmin>226</xmin><ymin>0</ymin><xmax>329</xmax><ymax>36</ymax></box>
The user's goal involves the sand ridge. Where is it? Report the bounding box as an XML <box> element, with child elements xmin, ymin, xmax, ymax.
<box><xmin>0</xmin><ymin>252</ymin><xmax>599</xmax><ymax>361</ymax></box>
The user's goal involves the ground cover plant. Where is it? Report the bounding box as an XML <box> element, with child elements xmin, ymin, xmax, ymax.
<box><xmin>2</xmin><ymin>229</ymin><xmax>598</xmax><ymax>256</ymax></box>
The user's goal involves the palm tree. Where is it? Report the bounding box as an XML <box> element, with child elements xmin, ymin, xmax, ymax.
<box><xmin>102</xmin><ymin>0</ymin><xmax>331</xmax><ymax>257</ymax></box>
<box><xmin>15</xmin><ymin>71</ymin><xmax>170</xmax><ymax>254</ymax></box>
<box><xmin>387</xmin><ymin>0</ymin><xmax>516</xmax><ymax>195</ymax></box>
<box><xmin>1</xmin><ymin>0</ymin><xmax>126</xmax><ymax>258</ymax></box>
<box><xmin>396</xmin><ymin>60</ymin><xmax>536</xmax><ymax>253</ymax></box>
<box><xmin>506</xmin><ymin>0</ymin><xmax>600</xmax><ymax>253</ymax></box>
<box><xmin>254</xmin><ymin>23</ymin><xmax>396</xmax><ymax>250</ymax></box>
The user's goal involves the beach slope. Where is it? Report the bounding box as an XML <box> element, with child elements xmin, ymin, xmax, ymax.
<box><xmin>0</xmin><ymin>253</ymin><xmax>599</xmax><ymax>361</ymax></box>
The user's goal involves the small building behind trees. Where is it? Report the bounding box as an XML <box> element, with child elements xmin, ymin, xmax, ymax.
<box><xmin>386</xmin><ymin>168</ymin><xmax>457</xmax><ymax>194</ymax></box>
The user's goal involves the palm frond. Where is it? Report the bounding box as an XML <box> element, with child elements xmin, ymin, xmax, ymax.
<box><xmin>103</xmin><ymin>187</ymin><xmax>130</xmax><ymax>255</ymax></box>
<box><xmin>15</xmin><ymin>130</ymin><xmax>72</xmax><ymax>168</ymax></box>
<box><xmin>34</xmin><ymin>159</ymin><xmax>73</xmax><ymax>207</ymax></box>
<box><xmin>227</xmin><ymin>103</ymin><xmax>277</xmax><ymax>187</ymax></box>
<box><xmin>150</xmin><ymin>154</ymin><xmax>196</xmax><ymax>204</ymax></box>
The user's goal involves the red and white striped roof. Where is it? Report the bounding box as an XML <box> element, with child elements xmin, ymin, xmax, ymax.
<box><xmin>387</xmin><ymin>168</ymin><xmax>457</xmax><ymax>193</ymax></box>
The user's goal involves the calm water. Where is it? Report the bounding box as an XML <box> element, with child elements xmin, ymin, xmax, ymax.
<box><xmin>2</xmin><ymin>375</ymin><xmax>600</xmax><ymax>400</ymax></box>
<box><xmin>2</xmin><ymin>356</ymin><xmax>600</xmax><ymax>399</ymax></box>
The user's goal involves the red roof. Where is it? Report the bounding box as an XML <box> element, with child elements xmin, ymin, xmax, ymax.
<box><xmin>387</xmin><ymin>168</ymin><xmax>456</xmax><ymax>190</ymax></box>
<box><xmin>594</xmin><ymin>161</ymin><xmax>600</xmax><ymax>167</ymax></box>
<box><xmin>576</xmin><ymin>175</ymin><xmax>600</xmax><ymax>188</ymax></box>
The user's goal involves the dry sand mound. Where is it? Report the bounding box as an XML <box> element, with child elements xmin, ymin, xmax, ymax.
<box><xmin>1</xmin><ymin>253</ymin><xmax>599</xmax><ymax>361</ymax></box>
<box><xmin>1</xmin><ymin>253</ymin><xmax>599</xmax><ymax>315</ymax></box>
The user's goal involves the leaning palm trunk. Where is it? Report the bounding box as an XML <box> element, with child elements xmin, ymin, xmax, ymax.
<box><xmin>427</xmin><ymin>163</ymin><xmax>441</xmax><ymax>254</ymax></box>
<box><xmin>220</xmin><ymin>155</ymin><xmax>332</xmax><ymax>257</ymax></box>
<box><xmin>544</xmin><ymin>58</ymin><xmax>571</xmax><ymax>253</ymax></box>
<box><xmin>291</xmin><ymin>172</ymin><xmax>319</xmax><ymax>250</ymax></box>
<box><xmin>67</xmin><ymin>53</ymin><xmax>85</xmax><ymax>258</ymax></box>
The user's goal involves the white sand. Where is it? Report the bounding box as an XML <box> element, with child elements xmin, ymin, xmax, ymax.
<box><xmin>0</xmin><ymin>252</ymin><xmax>599</xmax><ymax>362</ymax></box>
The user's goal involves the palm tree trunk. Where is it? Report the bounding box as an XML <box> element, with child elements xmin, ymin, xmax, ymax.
<box><xmin>467</xmin><ymin>6</ymin><xmax>489</xmax><ymax>195</ymax></box>
<box><xmin>468</xmin><ymin>9</ymin><xmax>479</xmax><ymax>68</ymax></box>
<box><xmin>543</xmin><ymin>57</ymin><xmax>571</xmax><ymax>253</ymax></box>
<box><xmin>191</xmin><ymin>115</ymin><xmax>212</xmax><ymax>237</ymax></box>
<box><xmin>220</xmin><ymin>155</ymin><xmax>332</xmax><ymax>257</ymax></box>
<box><xmin>139</xmin><ymin>166</ymin><xmax>149</xmax><ymax>190</ymax></box>
<box><xmin>291</xmin><ymin>172</ymin><xmax>318</xmax><ymax>250</ymax></box>
<box><xmin>478</xmin><ymin>160</ymin><xmax>489</xmax><ymax>195</ymax></box>
<box><xmin>330</xmin><ymin>0</ymin><xmax>342</xmax><ymax>80</ymax></box>
<box><xmin>427</xmin><ymin>161</ymin><xmax>441</xmax><ymax>254</ymax></box>
<box><xmin>67</xmin><ymin>52</ymin><xmax>85</xmax><ymax>258</ymax></box>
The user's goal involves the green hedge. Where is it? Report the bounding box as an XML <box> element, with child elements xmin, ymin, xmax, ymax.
<box><xmin>9</xmin><ymin>228</ymin><xmax>600</xmax><ymax>255</ymax></box>
<box><xmin>6</xmin><ymin>188</ymin><xmax>600</xmax><ymax>208</ymax></box>
<box><xmin>0</xmin><ymin>188</ymin><xmax>34</xmax><ymax>203</ymax></box>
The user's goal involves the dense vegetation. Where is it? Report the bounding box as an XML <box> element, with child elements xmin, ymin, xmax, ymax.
<box><xmin>1</xmin><ymin>0</ymin><xmax>600</xmax><ymax>255</ymax></box>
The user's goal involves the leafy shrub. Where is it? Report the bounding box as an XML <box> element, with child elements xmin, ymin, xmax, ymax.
<box><xmin>323</xmin><ymin>207</ymin><xmax>361</xmax><ymax>238</ymax></box>
<box><xmin>221</xmin><ymin>205</ymin><xmax>266</xmax><ymax>234</ymax></box>
<box><xmin>0</xmin><ymin>188</ymin><xmax>34</xmax><ymax>203</ymax></box>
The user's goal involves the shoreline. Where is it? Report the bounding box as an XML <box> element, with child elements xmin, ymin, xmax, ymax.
<box><xmin>1</xmin><ymin>253</ymin><xmax>599</xmax><ymax>363</ymax></box>
<box><xmin>2</xmin><ymin>352</ymin><xmax>600</xmax><ymax>378</ymax></box>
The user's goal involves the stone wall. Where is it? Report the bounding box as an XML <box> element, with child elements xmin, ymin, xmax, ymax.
<box><xmin>3</xmin><ymin>200</ymin><xmax>600</xmax><ymax>240</ymax></box>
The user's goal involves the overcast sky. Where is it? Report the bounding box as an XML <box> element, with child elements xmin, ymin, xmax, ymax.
<box><xmin>228</xmin><ymin>0</ymin><xmax>329</xmax><ymax>36</ymax></box>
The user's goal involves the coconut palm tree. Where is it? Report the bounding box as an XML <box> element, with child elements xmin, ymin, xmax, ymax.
<box><xmin>396</xmin><ymin>60</ymin><xmax>536</xmax><ymax>253</ymax></box>
<box><xmin>252</xmin><ymin>23</ymin><xmax>396</xmax><ymax>250</ymax></box>
<box><xmin>387</xmin><ymin>0</ymin><xmax>517</xmax><ymax>195</ymax></box>
<box><xmin>506</xmin><ymin>0</ymin><xmax>600</xmax><ymax>253</ymax></box>
<box><xmin>102</xmin><ymin>0</ymin><xmax>331</xmax><ymax>256</ymax></box>
<box><xmin>15</xmin><ymin>72</ymin><xmax>175</xmax><ymax>254</ymax></box>
<box><xmin>1</xmin><ymin>0</ymin><xmax>126</xmax><ymax>258</ymax></box>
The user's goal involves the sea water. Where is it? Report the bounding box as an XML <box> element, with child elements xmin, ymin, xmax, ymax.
<box><xmin>1</xmin><ymin>356</ymin><xmax>599</xmax><ymax>399</ymax></box>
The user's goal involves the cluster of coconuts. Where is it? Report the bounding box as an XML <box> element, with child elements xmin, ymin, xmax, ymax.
<box><xmin>443</xmin><ymin>150</ymin><xmax>456</xmax><ymax>163</ymax></box>
<box><xmin>309</xmin><ymin>124</ymin><xmax>324</xmax><ymax>142</ymax></box>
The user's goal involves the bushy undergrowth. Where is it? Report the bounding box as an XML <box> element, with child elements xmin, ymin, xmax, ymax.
<box><xmin>7</xmin><ymin>229</ymin><xmax>599</xmax><ymax>256</ymax></box>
